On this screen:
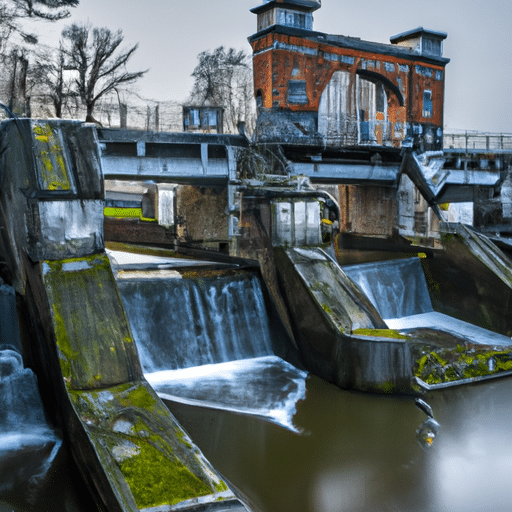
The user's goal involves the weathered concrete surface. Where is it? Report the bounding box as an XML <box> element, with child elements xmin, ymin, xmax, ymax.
<box><xmin>0</xmin><ymin>119</ymin><xmax>249</xmax><ymax>511</ymax></box>
<box><xmin>401</xmin><ymin>151</ymin><xmax>501</xmax><ymax>206</ymax></box>
<box><xmin>423</xmin><ymin>223</ymin><xmax>512</xmax><ymax>337</ymax></box>
<box><xmin>273</xmin><ymin>246</ymin><xmax>418</xmax><ymax>392</ymax></box>
<box><xmin>0</xmin><ymin>119</ymin><xmax>103</xmax><ymax>292</ymax></box>
<box><xmin>274</xmin><ymin>242</ymin><xmax>512</xmax><ymax>393</ymax></box>
<box><xmin>98</xmin><ymin>128</ymin><xmax>247</xmax><ymax>183</ymax></box>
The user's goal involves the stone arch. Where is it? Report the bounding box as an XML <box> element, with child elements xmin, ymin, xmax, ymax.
<box><xmin>318</xmin><ymin>69</ymin><xmax>406</xmax><ymax>147</ymax></box>
<box><xmin>356</xmin><ymin>69</ymin><xmax>404</xmax><ymax>107</ymax></box>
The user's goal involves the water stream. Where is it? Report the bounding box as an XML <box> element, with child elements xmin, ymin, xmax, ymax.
<box><xmin>343</xmin><ymin>257</ymin><xmax>512</xmax><ymax>346</ymax></box>
<box><xmin>3</xmin><ymin>258</ymin><xmax>512</xmax><ymax>510</ymax></box>
<box><xmin>118</xmin><ymin>272</ymin><xmax>308</xmax><ymax>431</ymax></box>
<box><xmin>169</xmin><ymin>375</ymin><xmax>512</xmax><ymax>512</ymax></box>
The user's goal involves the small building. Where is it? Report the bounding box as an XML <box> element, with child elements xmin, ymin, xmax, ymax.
<box><xmin>249</xmin><ymin>0</ymin><xmax>449</xmax><ymax>152</ymax></box>
<box><xmin>183</xmin><ymin>105</ymin><xmax>224</xmax><ymax>134</ymax></box>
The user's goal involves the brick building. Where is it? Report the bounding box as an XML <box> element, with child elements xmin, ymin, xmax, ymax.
<box><xmin>249</xmin><ymin>0</ymin><xmax>449</xmax><ymax>153</ymax></box>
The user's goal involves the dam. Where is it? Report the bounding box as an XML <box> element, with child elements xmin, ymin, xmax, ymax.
<box><xmin>1</xmin><ymin>2</ymin><xmax>512</xmax><ymax>508</ymax></box>
<box><xmin>1</xmin><ymin>115</ymin><xmax>512</xmax><ymax>509</ymax></box>
<box><xmin>111</xmin><ymin>251</ymin><xmax>307</xmax><ymax>431</ymax></box>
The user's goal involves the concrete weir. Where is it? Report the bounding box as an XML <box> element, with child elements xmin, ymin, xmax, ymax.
<box><xmin>273</xmin><ymin>231</ymin><xmax>512</xmax><ymax>394</ymax></box>
<box><xmin>0</xmin><ymin>119</ymin><xmax>249</xmax><ymax>511</ymax></box>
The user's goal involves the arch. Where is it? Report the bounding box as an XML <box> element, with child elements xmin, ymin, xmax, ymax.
<box><xmin>318</xmin><ymin>69</ymin><xmax>406</xmax><ymax>147</ymax></box>
<box><xmin>356</xmin><ymin>69</ymin><xmax>404</xmax><ymax>107</ymax></box>
<box><xmin>318</xmin><ymin>70</ymin><xmax>358</xmax><ymax>146</ymax></box>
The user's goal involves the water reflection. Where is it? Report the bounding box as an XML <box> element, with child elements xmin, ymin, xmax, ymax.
<box><xmin>166</xmin><ymin>375</ymin><xmax>512</xmax><ymax>512</ymax></box>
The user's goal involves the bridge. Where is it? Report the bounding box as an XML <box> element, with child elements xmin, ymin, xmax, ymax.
<box><xmin>98</xmin><ymin>128</ymin><xmax>248</xmax><ymax>184</ymax></box>
<box><xmin>98</xmin><ymin>128</ymin><xmax>512</xmax><ymax>208</ymax></box>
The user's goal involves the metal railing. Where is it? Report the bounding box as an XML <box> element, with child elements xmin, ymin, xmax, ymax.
<box><xmin>444</xmin><ymin>130</ymin><xmax>512</xmax><ymax>152</ymax></box>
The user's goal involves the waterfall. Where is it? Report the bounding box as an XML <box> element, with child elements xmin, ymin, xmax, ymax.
<box><xmin>343</xmin><ymin>257</ymin><xmax>512</xmax><ymax>347</ymax></box>
<box><xmin>118</xmin><ymin>270</ymin><xmax>307</xmax><ymax>431</ymax></box>
<box><xmin>343</xmin><ymin>258</ymin><xmax>433</xmax><ymax>320</ymax></box>
<box><xmin>118</xmin><ymin>272</ymin><xmax>274</xmax><ymax>373</ymax></box>
<box><xmin>0</xmin><ymin>346</ymin><xmax>62</xmax><ymax>500</ymax></box>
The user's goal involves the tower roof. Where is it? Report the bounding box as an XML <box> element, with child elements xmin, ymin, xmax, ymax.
<box><xmin>390</xmin><ymin>27</ymin><xmax>447</xmax><ymax>44</ymax></box>
<box><xmin>250</xmin><ymin>0</ymin><xmax>321</xmax><ymax>15</ymax></box>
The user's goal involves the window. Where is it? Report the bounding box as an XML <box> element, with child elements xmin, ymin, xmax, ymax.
<box><xmin>384</xmin><ymin>62</ymin><xmax>395</xmax><ymax>73</ymax></box>
<box><xmin>277</xmin><ymin>9</ymin><xmax>311</xmax><ymax>29</ymax></box>
<box><xmin>376</xmin><ymin>84</ymin><xmax>386</xmax><ymax>113</ymax></box>
<box><xmin>287</xmin><ymin>80</ymin><xmax>308</xmax><ymax>104</ymax></box>
<box><xmin>191</xmin><ymin>109</ymin><xmax>200</xmax><ymax>125</ymax></box>
<box><xmin>423</xmin><ymin>38</ymin><xmax>442</xmax><ymax>56</ymax></box>
<box><xmin>422</xmin><ymin>90</ymin><xmax>433</xmax><ymax>118</ymax></box>
<box><xmin>208</xmin><ymin>110</ymin><xmax>217</xmax><ymax>127</ymax></box>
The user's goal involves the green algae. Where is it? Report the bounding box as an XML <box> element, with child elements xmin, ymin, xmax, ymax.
<box><xmin>33</xmin><ymin>123</ymin><xmax>71</xmax><ymax>191</ymax></box>
<box><xmin>414</xmin><ymin>345</ymin><xmax>512</xmax><ymax>385</ymax></box>
<box><xmin>68</xmin><ymin>382</ymin><xmax>231</xmax><ymax>508</ymax></box>
<box><xmin>120</xmin><ymin>385</ymin><xmax>157</xmax><ymax>410</ymax></box>
<box><xmin>322</xmin><ymin>303</ymin><xmax>333</xmax><ymax>314</ymax></box>
<box><xmin>353</xmin><ymin>328</ymin><xmax>409</xmax><ymax>340</ymax></box>
<box><xmin>43</xmin><ymin>254</ymin><xmax>141</xmax><ymax>389</ymax></box>
<box><xmin>120</xmin><ymin>441</ymin><xmax>212</xmax><ymax>509</ymax></box>
<box><xmin>377</xmin><ymin>381</ymin><xmax>394</xmax><ymax>394</ymax></box>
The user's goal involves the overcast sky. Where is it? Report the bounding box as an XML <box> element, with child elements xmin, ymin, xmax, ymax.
<box><xmin>37</xmin><ymin>0</ymin><xmax>512</xmax><ymax>133</ymax></box>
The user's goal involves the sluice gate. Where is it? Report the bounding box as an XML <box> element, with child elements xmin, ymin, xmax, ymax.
<box><xmin>270</xmin><ymin>225</ymin><xmax>512</xmax><ymax>393</ymax></box>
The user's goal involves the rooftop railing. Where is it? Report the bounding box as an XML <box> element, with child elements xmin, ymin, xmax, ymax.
<box><xmin>444</xmin><ymin>130</ymin><xmax>512</xmax><ymax>152</ymax></box>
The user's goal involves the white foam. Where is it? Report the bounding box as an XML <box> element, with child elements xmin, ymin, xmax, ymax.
<box><xmin>146</xmin><ymin>356</ymin><xmax>308</xmax><ymax>432</ymax></box>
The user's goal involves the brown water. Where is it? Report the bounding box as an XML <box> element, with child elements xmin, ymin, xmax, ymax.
<box><xmin>165</xmin><ymin>374</ymin><xmax>512</xmax><ymax>512</ymax></box>
<box><xmin>3</xmin><ymin>370</ymin><xmax>512</xmax><ymax>512</ymax></box>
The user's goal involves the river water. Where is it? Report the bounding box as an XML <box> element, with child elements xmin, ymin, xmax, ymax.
<box><xmin>3</xmin><ymin>369</ymin><xmax>512</xmax><ymax>512</ymax></box>
<box><xmin>165</xmin><ymin>374</ymin><xmax>512</xmax><ymax>512</ymax></box>
<box><xmin>120</xmin><ymin>264</ymin><xmax>512</xmax><ymax>511</ymax></box>
<box><xmin>3</xmin><ymin>260</ymin><xmax>512</xmax><ymax>511</ymax></box>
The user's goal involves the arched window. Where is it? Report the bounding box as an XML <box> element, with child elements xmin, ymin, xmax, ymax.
<box><xmin>256</xmin><ymin>90</ymin><xmax>264</xmax><ymax>108</ymax></box>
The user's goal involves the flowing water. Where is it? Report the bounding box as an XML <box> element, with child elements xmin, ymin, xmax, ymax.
<box><xmin>343</xmin><ymin>257</ymin><xmax>512</xmax><ymax>346</ymax></box>
<box><xmin>118</xmin><ymin>273</ymin><xmax>275</xmax><ymax>371</ymax></box>
<box><xmin>0</xmin><ymin>284</ymin><xmax>96</xmax><ymax>512</ymax></box>
<box><xmin>3</xmin><ymin>259</ymin><xmax>512</xmax><ymax>511</ymax></box>
<box><xmin>118</xmin><ymin>271</ymin><xmax>308</xmax><ymax>431</ymax></box>
<box><xmin>126</xmin><ymin>260</ymin><xmax>512</xmax><ymax>511</ymax></box>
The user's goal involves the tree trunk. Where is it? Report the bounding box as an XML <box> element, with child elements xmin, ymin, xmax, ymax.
<box><xmin>85</xmin><ymin>103</ymin><xmax>102</xmax><ymax>125</ymax></box>
<box><xmin>9</xmin><ymin>52</ymin><xmax>29</xmax><ymax>116</ymax></box>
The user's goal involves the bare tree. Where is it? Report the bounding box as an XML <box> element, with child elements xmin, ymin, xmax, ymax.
<box><xmin>189</xmin><ymin>46</ymin><xmax>256</xmax><ymax>134</ymax></box>
<box><xmin>29</xmin><ymin>44</ymin><xmax>75</xmax><ymax>117</ymax></box>
<box><xmin>0</xmin><ymin>0</ymin><xmax>78</xmax><ymax>115</ymax></box>
<box><xmin>60</xmin><ymin>23</ymin><xmax>147</xmax><ymax>123</ymax></box>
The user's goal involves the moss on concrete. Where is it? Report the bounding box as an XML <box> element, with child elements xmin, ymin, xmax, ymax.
<box><xmin>413</xmin><ymin>343</ymin><xmax>512</xmax><ymax>385</ymax></box>
<box><xmin>33</xmin><ymin>123</ymin><xmax>71</xmax><ymax>191</ymax></box>
<box><xmin>120</xmin><ymin>441</ymin><xmax>211</xmax><ymax>509</ymax></box>
<box><xmin>69</xmin><ymin>381</ymin><xmax>232</xmax><ymax>508</ymax></box>
<box><xmin>43</xmin><ymin>254</ymin><xmax>141</xmax><ymax>389</ymax></box>
<box><xmin>353</xmin><ymin>328</ymin><xmax>409</xmax><ymax>340</ymax></box>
